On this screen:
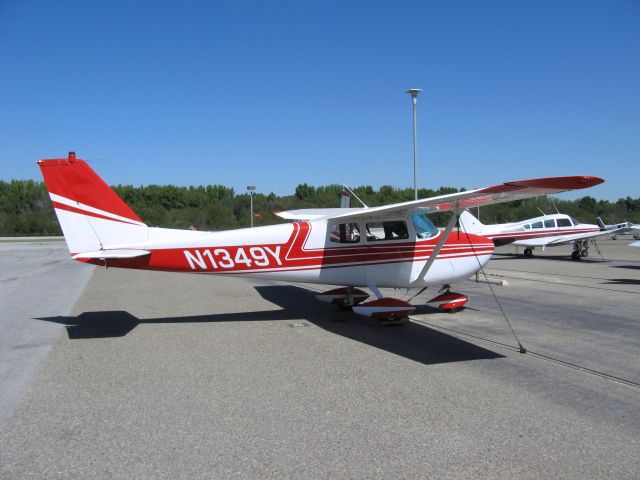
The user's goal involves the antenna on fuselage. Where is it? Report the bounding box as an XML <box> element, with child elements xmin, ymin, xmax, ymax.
<box><xmin>537</xmin><ymin>207</ymin><xmax>547</xmax><ymax>216</ymax></box>
<box><xmin>550</xmin><ymin>197</ymin><xmax>560</xmax><ymax>214</ymax></box>
<box><xmin>342</xmin><ymin>184</ymin><xmax>368</xmax><ymax>208</ymax></box>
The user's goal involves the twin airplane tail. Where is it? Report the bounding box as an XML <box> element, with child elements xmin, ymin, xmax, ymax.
<box><xmin>38</xmin><ymin>152</ymin><xmax>148</xmax><ymax>255</ymax></box>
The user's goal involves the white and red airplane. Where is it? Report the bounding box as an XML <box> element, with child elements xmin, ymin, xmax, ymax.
<box><xmin>38</xmin><ymin>152</ymin><xmax>603</xmax><ymax>319</ymax></box>
<box><xmin>458</xmin><ymin>210</ymin><xmax>616</xmax><ymax>260</ymax></box>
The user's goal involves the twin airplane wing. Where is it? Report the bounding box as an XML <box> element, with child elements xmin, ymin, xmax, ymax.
<box><xmin>515</xmin><ymin>229</ymin><xmax>619</xmax><ymax>247</ymax></box>
<box><xmin>275</xmin><ymin>176</ymin><xmax>604</xmax><ymax>221</ymax></box>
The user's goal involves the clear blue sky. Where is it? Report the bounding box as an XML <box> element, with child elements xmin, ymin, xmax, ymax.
<box><xmin>1</xmin><ymin>0</ymin><xmax>638</xmax><ymax>200</ymax></box>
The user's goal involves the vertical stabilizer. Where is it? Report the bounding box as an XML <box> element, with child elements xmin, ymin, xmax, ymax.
<box><xmin>340</xmin><ymin>189</ymin><xmax>351</xmax><ymax>208</ymax></box>
<box><xmin>458</xmin><ymin>210</ymin><xmax>486</xmax><ymax>235</ymax></box>
<box><xmin>38</xmin><ymin>152</ymin><xmax>148</xmax><ymax>254</ymax></box>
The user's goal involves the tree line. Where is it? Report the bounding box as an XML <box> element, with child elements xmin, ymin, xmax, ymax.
<box><xmin>1</xmin><ymin>179</ymin><xmax>639</xmax><ymax>235</ymax></box>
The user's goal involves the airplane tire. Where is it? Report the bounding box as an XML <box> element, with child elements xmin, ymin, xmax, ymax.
<box><xmin>571</xmin><ymin>250</ymin><xmax>581</xmax><ymax>261</ymax></box>
<box><xmin>581</xmin><ymin>249</ymin><xmax>589</xmax><ymax>257</ymax></box>
<box><xmin>523</xmin><ymin>248</ymin><xmax>533</xmax><ymax>258</ymax></box>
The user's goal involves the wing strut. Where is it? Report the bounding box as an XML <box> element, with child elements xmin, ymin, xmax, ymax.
<box><xmin>413</xmin><ymin>208</ymin><xmax>461</xmax><ymax>283</ymax></box>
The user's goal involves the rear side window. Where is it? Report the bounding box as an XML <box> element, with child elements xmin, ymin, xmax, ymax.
<box><xmin>557</xmin><ymin>218</ymin><xmax>571</xmax><ymax>227</ymax></box>
<box><xmin>523</xmin><ymin>224</ymin><xmax>531</xmax><ymax>229</ymax></box>
<box><xmin>329</xmin><ymin>223</ymin><xmax>360</xmax><ymax>243</ymax></box>
<box><xmin>544</xmin><ymin>219</ymin><xmax>556</xmax><ymax>228</ymax></box>
<box><xmin>366</xmin><ymin>221</ymin><xmax>409</xmax><ymax>241</ymax></box>
<box><xmin>531</xmin><ymin>221</ymin><xmax>543</xmax><ymax>229</ymax></box>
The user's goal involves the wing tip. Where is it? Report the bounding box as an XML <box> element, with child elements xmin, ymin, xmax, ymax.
<box><xmin>482</xmin><ymin>175</ymin><xmax>604</xmax><ymax>194</ymax></box>
<box><xmin>514</xmin><ymin>175</ymin><xmax>604</xmax><ymax>190</ymax></box>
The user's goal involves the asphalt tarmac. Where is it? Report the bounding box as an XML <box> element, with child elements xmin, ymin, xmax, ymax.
<box><xmin>0</xmin><ymin>241</ymin><xmax>93</xmax><ymax>423</ymax></box>
<box><xmin>1</xmin><ymin>238</ymin><xmax>638</xmax><ymax>478</ymax></box>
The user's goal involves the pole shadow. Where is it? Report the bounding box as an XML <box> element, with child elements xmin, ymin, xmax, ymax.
<box><xmin>491</xmin><ymin>252</ymin><xmax>610</xmax><ymax>263</ymax></box>
<box><xmin>36</xmin><ymin>285</ymin><xmax>503</xmax><ymax>366</ymax></box>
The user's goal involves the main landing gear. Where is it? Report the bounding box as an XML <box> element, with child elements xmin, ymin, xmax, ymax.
<box><xmin>316</xmin><ymin>285</ymin><xmax>469</xmax><ymax>322</ymax></box>
<box><xmin>315</xmin><ymin>287</ymin><xmax>369</xmax><ymax>307</ymax></box>
<box><xmin>427</xmin><ymin>288</ymin><xmax>469</xmax><ymax>312</ymax></box>
<box><xmin>523</xmin><ymin>247</ymin><xmax>534</xmax><ymax>258</ymax></box>
<box><xmin>571</xmin><ymin>239</ymin><xmax>590</xmax><ymax>261</ymax></box>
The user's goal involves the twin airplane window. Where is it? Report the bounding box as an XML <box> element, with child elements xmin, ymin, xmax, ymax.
<box><xmin>524</xmin><ymin>217</ymin><xmax>574</xmax><ymax>230</ymax></box>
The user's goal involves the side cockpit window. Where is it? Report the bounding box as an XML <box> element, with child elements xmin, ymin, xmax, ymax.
<box><xmin>329</xmin><ymin>223</ymin><xmax>360</xmax><ymax>243</ymax></box>
<box><xmin>411</xmin><ymin>212</ymin><xmax>439</xmax><ymax>239</ymax></box>
<box><xmin>366</xmin><ymin>220</ymin><xmax>409</xmax><ymax>241</ymax></box>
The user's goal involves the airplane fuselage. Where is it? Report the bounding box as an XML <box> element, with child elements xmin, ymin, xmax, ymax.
<box><xmin>79</xmin><ymin>218</ymin><xmax>495</xmax><ymax>289</ymax></box>
<box><xmin>474</xmin><ymin>214</ymin><xmax>599</xmax><ymax>247</ymax></box>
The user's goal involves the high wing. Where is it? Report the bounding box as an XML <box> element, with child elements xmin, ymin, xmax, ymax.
<box><xmin>325</xmin><ymin>176</ymin><xmax>603</xmax><ymax>221</ymax></box>
<box><xmin>275</xmin><ymin>208</ymin><xmax>363</xmax><ymax>221</ymax></box>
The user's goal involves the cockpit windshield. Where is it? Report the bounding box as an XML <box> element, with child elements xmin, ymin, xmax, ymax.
<box><xmin>569</xmin><ymin>216</ymin><xmax>580</xmax><ymax>226</ymax></box>
<box><xmin>412</xmin><ymin>212</ymin><xmax>439</xmax><ymax>239</ymax></box>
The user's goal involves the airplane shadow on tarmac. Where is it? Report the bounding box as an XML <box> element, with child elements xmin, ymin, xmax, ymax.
<box><xmin>36</xmin><ymin>285</ymin><xmax>503</xmax><ymax>366</ymax></box>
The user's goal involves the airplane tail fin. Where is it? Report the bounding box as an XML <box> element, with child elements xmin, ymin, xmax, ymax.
<box><xmin>340</xmin><ymin>188</ymin><xmax>351</xmax><ymax>208</ymax></box>
<box><xmin>596</xmin><ymin>217</ymin><xmax>606</xmax><ymax>230</ymax></box>
<box><xmin>458</xmin><ymin>210</ymin><xmax>486</xmax><ymax>235</ymax></box>
<box><xmin>38</xmin><ymin>152</ymin><xmax>148</xmax><ymax>255</ymax></box>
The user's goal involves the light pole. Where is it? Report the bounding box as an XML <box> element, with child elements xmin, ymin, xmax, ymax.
<box><xmin>247</xmin><ymin>185</ymin><xmax>256</xmax><ymax>227</ymax></box>
<box><xmin>406</xmin><ymin>88</ymin><xmax>422</xmax><ymax>200</ymax></box>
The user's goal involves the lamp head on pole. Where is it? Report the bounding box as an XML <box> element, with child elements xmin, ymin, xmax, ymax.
<box><xmin>406</xmin><ymin>88</ymin><xmax>422</xmax><ymax>104</ymax></box>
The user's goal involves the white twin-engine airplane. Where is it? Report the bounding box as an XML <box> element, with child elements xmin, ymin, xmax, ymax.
<box><xmin>39</xmin><ymin>152</ymin><xmax>603</xmax><ymax>320</ymax></box>
<box><xmin>596</xmin><ymin>217</ymin><xmax>640</xmax><ymax>240</ymax></box>
<box><xmin>458</xmin><ymin>210</ymin><xmax>615</xmax><ymax>260</ymax></box>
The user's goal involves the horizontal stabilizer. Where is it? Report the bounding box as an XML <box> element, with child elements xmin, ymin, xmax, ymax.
<box><xmin>72</xmin><ymin>249</ymin><xmax>151</xmax><ymax>260</ymax></box>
